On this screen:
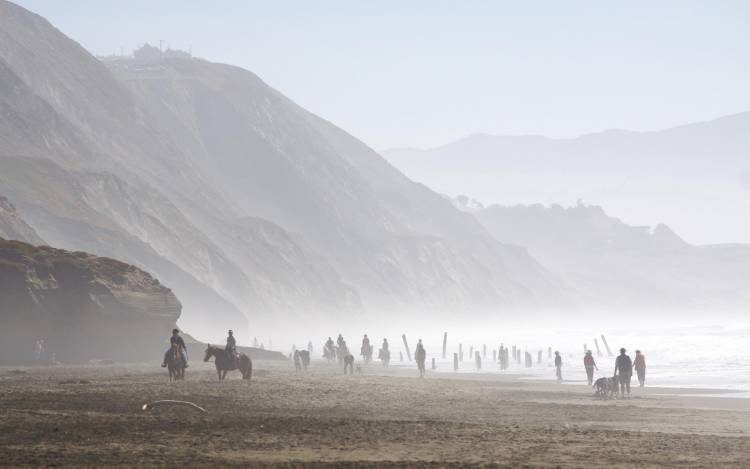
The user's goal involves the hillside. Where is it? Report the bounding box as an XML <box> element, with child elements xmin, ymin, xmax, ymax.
<box><xmin>0</xmin><ymin>237</ymin><xmax>181</xmax><ymax>363</ymax></box>
<box><xmin>0</xmin><ymin>0</ymin><xmax>566</xmax><ymax>340</ymax></box>
<box><xmin>475</xmin><ymin>202</ymin><xmax>750</xmax><ymax>313</ymax></box>
<box><xmin>383</xmin><ymin>113</ymin><xmax>750</xmax><ymax>245</ymax></box>
<box><xmin>0</xmin><ymin>196</ymin><xmax>44</xmax><ymax>244</ymax></box>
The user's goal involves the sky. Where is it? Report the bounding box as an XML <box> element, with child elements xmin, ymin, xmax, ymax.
<box><xmin>15</xmin><ymin>0</ymin><xmax>750</xmax><ymax>150</ymax></box>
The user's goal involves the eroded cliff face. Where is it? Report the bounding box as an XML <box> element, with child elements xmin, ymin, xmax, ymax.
<box><xmin>0</xmin><ymin>238</ymin><xmax>181</xmax><ymax>363</ymax></box>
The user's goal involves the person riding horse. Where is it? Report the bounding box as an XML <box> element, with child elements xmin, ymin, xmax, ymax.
<box><xmin>225</xmin><ymin>330</ymin><xmax>237</xmax><ymax>368</ymax></box>
<box><xmin>162</xmin><ymin>328</ymin><xmax>188</xmax><ymax>368</ymax></box>
<box><xmin>361</xmin><ymin>334</ymin><xmax>372</xmax><ymax>362</ymax></box>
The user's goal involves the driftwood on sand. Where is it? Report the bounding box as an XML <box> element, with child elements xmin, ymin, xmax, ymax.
<box><xmin>141</xmin><ymin>400</ymin><xmax>207</xmax><ymax>413</ymax></box>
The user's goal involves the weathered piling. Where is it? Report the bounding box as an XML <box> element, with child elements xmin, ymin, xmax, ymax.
<box><xmin>459</xmin><ymin>343</ymin><xmax>463</xmax><ymax>362</ymax></box>
<box><xmin>400</xmin><ymin>352</ymin><xmax>404</xmax><ymax>362</ymax></box>
<box><xmin>548</xmin><ymin>347</ymin><xmax>552</xmax><ymax>359</ymax></box>
<box><xmin>402</xmin><ymin>334</ymin><xmax>412</xmax><ymax>361</ymax></box>
<box><xmin>538</xmin><ymin>350</ymin><xmax>542</xmax><ymax>364</ymax></box>
<box><xmin>475</xmin><ymin>351</ymin><xmax>482</xmax><ymax>370</ymax></box>
<box><xmin>601</xmin><ymin>334</ymin><xmax>613</xmax><ymax>357</ymax></box>
<box><xmin>483</xmin><ymin>344</ymin><xmax>487</xmax><ymax>358</ymax></box>
<box><xmin>453</xmin><ymin>353</ymin><xmax>459</xmax><ymax>371</ymax></box>
<box><xmin>431</xmin><ymin>357</ymin><xmax>436</xmax><ymax>370</ymax></box>
<box><xmin>493</xmin><ymin>349</ymin><xmax>497</xmax><ymax>362</ymax></box>
<box><xmin>442</xmin><ymin>332</ymin><xmax>447</xmax><ymax>359</ymax></box>
<box><xmin>594</xmin><ymin>338</ymin><xmax>602</xmax><ymax>357</ymax></box>
<box><xmin>469</xmin><ymin>346</ymin><xmax>474</xmax><ymax>361</ymax></box>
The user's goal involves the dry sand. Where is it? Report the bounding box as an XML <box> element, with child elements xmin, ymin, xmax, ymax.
<box><xmin>1</xmin><ymin>360</ymin><xmax>749</xmax><ymax>467</ymax></box>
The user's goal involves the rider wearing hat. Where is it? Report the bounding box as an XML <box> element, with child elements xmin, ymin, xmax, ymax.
<box><xmin>164</xmin><ymin>328</ymin><xmax>188</xmax><ymax>367</ymax></box>
<box><xmin>225</xmin><ymin>329</ymin><xmax>237</xmax><ymax>367</ymax></box>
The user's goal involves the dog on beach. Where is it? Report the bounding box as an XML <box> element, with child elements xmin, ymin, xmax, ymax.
<box><xmin>594</xmin><ymin>375</ymin><xmax>619</xmax><ymax>398</ymax></box>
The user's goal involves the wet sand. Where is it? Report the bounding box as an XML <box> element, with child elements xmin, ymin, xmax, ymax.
<box><xmin>1</xmin><ymin>361</ymin><xmax>749</xmax><ymax>467</ymax></box>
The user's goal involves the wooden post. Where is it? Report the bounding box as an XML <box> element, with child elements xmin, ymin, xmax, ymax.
<box><xmin>548</xmin><ymin>346</ymin><xmax>552</xmax><ymax>359</ymax></box>
<box><xmin>442</xmin><ymin>332</ymin><xmax>447</xmax><ymax>359</ymax></box>
<box><xmin>594</xmin><ymin>338</ymin><xmax>602</xmax><ymax>357</ymax></box>
<box><xmin>400</xmin><ymin>352</ymin><xmax>403</xmax><ymax>362</ymax></box>
<box><xmin>402</xmin><ymin>334</ymin><xmax>412</xmax><ymax>361</ymax></box>
<box><xmin>601</xmin><ymin>334</ymin><xmax>613</xmax><ymax>357</ymax></box>
<box><xmin>469</xmin><ymin>346</ymin><xmax>473</xmax><ymax>362</ymax></box>
<box><xmin>538</xmin><ymin>350</ymin><xmax>542</xmax><ymax>364</ymax></box>
<box><xmin>431</xmin><ymin>357</ymin><xmax>436</xmax><ymax>370</ymax></box>
<box><xmin>583</xmin><ymin>343</ymin><xmax>587</xmax><ymax>353</ymax></box>
<box><xmin>453</xmin><ymin>353</ymin><xmax>459</xmax><ymax>371</ymax></box>
<box><xmin>483</xmin><ymin>344</ymin><xmax>487</xmax><ymax>358</ymax></box>
<box><xmin>512</xmin><ymin>345</ymin><xmax>517</xmax><ymax>362</ymax></box>
<box><xmin>493</xmin><ymin>349</ymin><xmax>497</xmax><ymax>362</ymax></box>
<box><xmin>459</xmin><ymin>343</ymin><xmax>463</xmax><ymax>362</ymax></box>
<box><xmin>475</xmin><ymin>351</ymin><xmax>482</xmax><ymax>370</ymax></box>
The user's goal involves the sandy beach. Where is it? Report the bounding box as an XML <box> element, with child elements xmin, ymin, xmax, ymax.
<box><xmin>1</xmin><ymin>360</ymin><xmax>749</xmax><ymax>467</ymax></box>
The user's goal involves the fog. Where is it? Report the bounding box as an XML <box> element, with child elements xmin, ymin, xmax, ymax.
<box><xmin>0</xmin><ymin>0</ymin><xmax>748</xmax><ymax>392</ymax></box>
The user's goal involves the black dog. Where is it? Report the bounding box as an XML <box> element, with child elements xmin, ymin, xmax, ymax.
<box><xmin>593</xmin><ymin>376</ymin><xmax>619</xmax><ymax>398</ymax></box>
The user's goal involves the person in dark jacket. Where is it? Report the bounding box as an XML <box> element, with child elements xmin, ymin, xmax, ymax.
<box><xmin>554</xmin><ymin>351</ymin><xmax>562</xmax><ymax>382</ymax></box>
<box><xmin>614</xmin><ymin>348</ymin><xmax>633</xmax><ymax>398</ymax></box>
<box><xmin>164</xmin><ymin>328</ymin><xmax>188</xmax><ymax>367</ymax></box>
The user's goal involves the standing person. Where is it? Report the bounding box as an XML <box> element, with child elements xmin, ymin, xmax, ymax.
<box><xmin>554</xmin><ymin>351</ymin><xmax>562</xmax><ymax>382</ymax></box>
<box><xmin>225</xmin><ymin>330</ymin><xmax>237</xmax><ymax>368</ymax></box>
<box><xmin>336</xmin><ymin>334</ymin><xmax>344</xmax><ymax>349</ymax></box>
<box><xmin>614</xmin><ymin>348</ymin><xmax>633</xmax><ymax>399</ymax></box>
<box><xmin>633</xmin><ymin>350</ymin><xmax>646</xmax><ymax>387</ymax></box>
<box><xmin>584</xmin><ymin>350</ymin><xmax>598</xmax><ymax>385</ymax></box>
<box><xmin>415</xmin><ymin>339</ymin><xmax>427</xmax><ymax>378</ymax></box>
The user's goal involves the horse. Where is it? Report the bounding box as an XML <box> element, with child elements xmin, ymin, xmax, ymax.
<box><xmin>361</xmin><ymin>343</ymin><xmax>373</xmax><ymax>363</ymax></box>
<box><xmin>378</xmin><ymin>347</ymin><xmax>391</xmax><ymax>367</ymax></box>
<box><xmin>164</xmin><ymin>343</ymin><xmax>185</xmax><ymax>382</ymax></box>
<box><xmin>203</xmin><ymin>345</ymin><xmax>252</xmax><ymax>381</ymax></box>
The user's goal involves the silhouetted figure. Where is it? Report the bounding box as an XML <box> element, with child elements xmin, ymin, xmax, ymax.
<box><xmin>324</xmin><ymin>337</ymin><xmax>335</xmax><ymax>362</ymax></box>
<box><xmin>336</xmin><ymin>334</ymin><xmax>344</xmax><ymax>349</ymax></box>
<box><xmin>344</xmin><ymin>353</ymin><xmax>354</xmax><ymax>374</ymax></box>
<box><xmin>554</xmin><ymin>351</ymin><xmax>562</xmax><ymax>382</ymax></box>
<box><xmin>293</xmin><ymin>350</ymin><xmax>302</xmax><ymax>371</ymax></box>
<box><xmin>614</xmin><ymin>348</ymin><xmax>633</xmax><ymax>398</ymax></box>
<box><xmin>633</xmin><ymin>349</ymin><xmax>646</xmax><ymax>387</ymax></box>
<box><xmin>415</xmin><ymin>339</ymin><xmax>427</xmax><ymax>377</ymax></box>
<box><xmin>361</xmin><ymin>334</ymin><xmax>373</xmax><ymax>362</ymax></box>
<box><xmin>584</xmin><ymin>350</ymin><xmax>598</xmax><ymax>385</ymax></box>
<box><xmin>225</xmin><ymin>329</ymin><xmax>237</xmax><ymax>368</ymax></box>
<box><xmin>378</xmin><ymin>338</ymin><xmax>391</xmax><ymax>367</ymax></box>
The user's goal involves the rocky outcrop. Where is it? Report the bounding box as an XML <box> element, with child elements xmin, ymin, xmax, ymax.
<box><xmin>0</xmin><ymin>238</ymin><xmax>181</xmax><ymax>363</ymax></box>
<box><xmin>0</xmin><ymin>196</ymin><xmax>44</xmax><ymax>245</ymax></box>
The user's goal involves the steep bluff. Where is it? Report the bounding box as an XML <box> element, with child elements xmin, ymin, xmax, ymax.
<box><xmin>0</xmin><ymin>238</ymin><xmax>181</xmax><ymax>363</ymax></box>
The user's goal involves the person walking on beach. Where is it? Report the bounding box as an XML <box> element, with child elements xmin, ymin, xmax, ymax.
<box><xmin>584</xmin><ymin>350</ymin><xmax>598</xmax><ymax>385</ymax></box>
<box><xmin>554</xmin><ymin>351</ymin><xmax>562</xmax><ymax>382</ymax></box>
<box><xmin>415</xmin><ymin>339</ymin><xmax>427</xmax><ymax>378</ymax></box>
<box><xmin>633</xmin><ymin>350</ymin><xmax>646</xmax><ymax>387</ymax></box>
<box><xmin>614</xmin><ymin>348</ymin><xmax>633</xmax><ymax>398</ymax></box>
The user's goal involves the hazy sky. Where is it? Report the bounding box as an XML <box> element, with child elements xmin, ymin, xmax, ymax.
<box><xmin>16</xmin><ymin>0</ymin><xmax>750</xmax><ymax>150</ymax></box>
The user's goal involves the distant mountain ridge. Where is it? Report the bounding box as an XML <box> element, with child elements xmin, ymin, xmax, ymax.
<box><xmin>383</xmin><ymin>112</ymin><xmax>750</xmax><ymax>245</ymax></box>
<box><xmin>473</xmin><ymin>201</ymin><xmax>750</xmax><ymax>314</ymax></box>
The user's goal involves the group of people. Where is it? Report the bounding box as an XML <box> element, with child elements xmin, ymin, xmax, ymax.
<box><xmin>554</xmin><ymin>347</ymin><xmax>647</xmax><ymax>397</ymax></box>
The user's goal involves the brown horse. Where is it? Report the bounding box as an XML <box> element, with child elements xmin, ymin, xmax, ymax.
<box><xmin>164</xmin><ymin>343</ymin><xmax>185</xmax><ymax>382</ymax></box>
<box><xmin>203</xmin><ymin>345</ymin><xmax>252</xmax><ymax>381</ymax></box>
